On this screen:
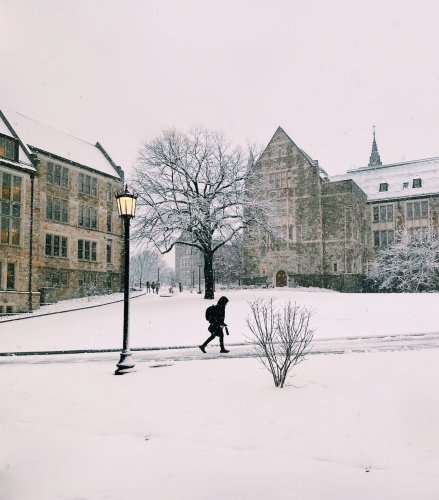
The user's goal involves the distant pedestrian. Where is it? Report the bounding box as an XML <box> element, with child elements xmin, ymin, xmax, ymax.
<box><xmin>156</xmin><ymin>281</ymin><xmax>160</xmax><ymax>294</ymax></box>
<box><xmin>199</xmin><ymin>296</ymin><xmax>229</xmax><ymax>353</ymax></box>
<box><xmin>146</xmin><ymin>281</ymin><xmax>151</xmax><ymax>293</ymax></box>
<box><xmin>151</xmin><ymin>281</ymin><xmax>156</xmax><ymax>293</ymax></box>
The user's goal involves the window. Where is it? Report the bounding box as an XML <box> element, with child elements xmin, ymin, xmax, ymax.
<box><xmin>45</xmin><ymin>268</ymin><xmax>69</xmax><ymax>287</ymax></box>
<box><xmin>106</xmin><ymin>212</ymin><xmax>112</xmax><ymax>232</ymax></box>
<box><xmin>106</xmin><ymin>239</ymin><xmax>113</xmax><ymax>264</ymax></box>
<box><xmin>0</xmin><ymin>135</ymin><xmax>17</xmax><ymax>161</ymax></box>
<box><xmin>78</xmin><ymin>239</ymin><xmax>97</xmax><ymax>261</ymax></box>
<box><xmin>106</xmin><ymin>183</ymin><xmax>113</xmax><ymax>202</ymax></box>
<box><xmin>403</xmin><ymin>182</ymin><xmax>409</xmax><ymax>189</ymax></box>
<box><xmin>46</xmin><ymin>196</ymin><xmax>69</xmax><ymax>223</ymax></box>
<box><xmin>106</xmin><ymin>273</ymin><xmax>113</xmax><ymax>290</ymax></box>
<box><xmin>78</xmin><ymin>206</ymin><xmax>98</xmax><ymax>229</ymax></box>
<box><xmin>6</xmin><ymin>262</ymin><xmax>15</xmax><ymax>289</ymax></box>
<box><xmin>78</xmin><ymin>271</ymin><xmax>98</xmax><ymax>288</ymax></box>
<box><xmin>379</xmin><ymin>182</ymin><xmax>388</xmax><ymax>192</ymax></box>
<box><xmin>333</xmin><ymin>263</ymin><xmax>338</xmax><ymax>272</ymax></box>
<box><xmin>412</xmin><ymin>178</ymin><xmax>422</xmax><ymax>188</ymax></box>
<box><xmin>47</xmin><ymin>162</ymin><xmax>69</xmax><ymax>188</ymax></box>
<box><xmin>78</xmin><ymin>173</ymin><xmax>98</xmax><ymax>197</ymax></box>
<box><xmin>268</xmin><ymin>170</ymin><xmax>292</xmax><ymax>189</ymax></box>
<box><xmin>45</xmin><ymin>234</ymin><xmax>68</xmax><ymax>258</ymax></box>
<box><xmin>372</xmin><ymin>203</ymin><xmax>393</xmax><ymax>222</ymax></box>
<box><xmin>406</xmin><ymin>200</ymin><xmax>428</xmax><ymax>220</ymax></box>
<box><xmin>373</xmin><ymin>230</ymin><xmax>394</xmax><ymax>247</ymax></box>
<box><xmin>1</xmin><ymin>172</ymin><xmax>21</xmax><ymax>245</ymax></box>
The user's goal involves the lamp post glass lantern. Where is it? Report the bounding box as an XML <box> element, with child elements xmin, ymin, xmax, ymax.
<box><xmin>115</xmin><ymin>185</ymin><xmax>138</xmax><ymax>375</ymax></box>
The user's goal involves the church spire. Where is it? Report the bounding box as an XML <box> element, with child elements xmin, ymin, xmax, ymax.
<box><xmin>368</xmin><ymin>125</ymin><xmax>382</xmax><ymax>166</ymax></box>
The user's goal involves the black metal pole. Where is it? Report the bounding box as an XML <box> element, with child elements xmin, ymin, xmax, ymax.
<box><xmin>198</xmin><ymin>265</ymin><xmax>201</xmax><ymax>293</ymax></box>
<box><xmin>115</xmin><ymin>216</ymin><xmax>134</xmax><ymax>374</ymax></box>
<box><xmin>157</xmin><ymin>267</ymin><xmax>160</xmax><ymax>282</ymax></box>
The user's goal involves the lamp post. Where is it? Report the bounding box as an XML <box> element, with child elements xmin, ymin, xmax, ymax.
<box><xmin>198</xmin><ymin>264</ymin><xmax>202</xmax><ymax>294</ymax></box>
<box><xmin>115</xmin><ymin>185</ymin><xmax>137</xmax><ymax>375</ymax></box>
<box><xmin>157</xmin><ymin>267</ymin><xmax>160</xmax><ymax>282</ymax></box>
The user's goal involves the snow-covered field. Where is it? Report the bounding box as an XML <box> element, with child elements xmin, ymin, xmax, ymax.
<box><xmin>2</xmin><ymin>287</ymin><xmax>439</xmax><ymax>352</ymax></box>
<box><xmin>1</xmin><ymin>288</ymin><xmax>439</xmax><ymax>499</ymax></box>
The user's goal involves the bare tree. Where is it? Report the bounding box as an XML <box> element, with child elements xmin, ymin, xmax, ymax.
<box><xmin>130</xmin><ymin>248</ymin><xmax>162</xmax><ymax>287</ymax></box>
<box><xmin>132</xmin><ymin>128</ymin><xmax>268</xmax><ymax>299</ymax></box>
<box><xmin>214</xmin><ymin>232</ymin><xmax>245</xmax><ymax>286</ymax></box>
<box><xmin>367</xmin><ymin>228</ymin><xmax>439</xmax><ymax>292</ymax></box>
<box><xmin>246</xmin><ymin>298</ymin><xmax>314</xmax><ymax>388</ymax></box>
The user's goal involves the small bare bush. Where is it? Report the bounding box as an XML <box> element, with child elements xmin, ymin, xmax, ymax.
<box><xmin>246</xmin><ymin>298</ymin><xmax>314</xmax><ymax>388</ymax></box>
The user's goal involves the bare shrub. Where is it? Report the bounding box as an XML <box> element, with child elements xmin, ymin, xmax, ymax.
<box><xmin>246</xmin><ymin>298</ymin><xmax>314</xmax><ymax>388</ymax></box>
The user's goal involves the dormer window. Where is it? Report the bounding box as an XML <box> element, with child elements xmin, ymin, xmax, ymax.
<box><xmin>0</xmin><ymin>135</ymin><xmax>17</xmax><ymax>161</ymax></box>
<box><xmin>379</xmin><ymin>182</ymin><xmax>388</xmax><ymax>192</ymax></box>
<box><xmin>412</xmin><ymin>178</ymin><xmax>422</xmax><ymax>188</ymax></box>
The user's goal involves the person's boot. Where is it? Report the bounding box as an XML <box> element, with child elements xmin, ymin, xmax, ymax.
<box><xmin>219</xmin><ymin>341</ymin><xmax>229</xmax><ymax>353</ymax></box>
<box><xmin>199</xmin><ymin>345</ymin><xmax>206</xmax><ymax>353</ymax></box>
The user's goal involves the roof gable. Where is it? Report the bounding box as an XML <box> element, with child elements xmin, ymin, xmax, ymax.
<box><xmin>2</xmin><ymin>108</ymin><xmax>122</xmax><ymax>179</ymax></box>
<box><xmin>0</xmin><ymin>110</ymin><xmax>36</xmax><ymax>172</ymax></box>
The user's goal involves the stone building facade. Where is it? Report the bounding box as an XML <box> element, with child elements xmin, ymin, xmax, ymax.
<box><xmin>0</xmin><ymin>108</ymin><xmax>124</xmax><ymax>314</ymax></box>
<box><xmin>174</xmin><ymin>236</ymin><xmax>204</xmax><ymax>290</ymax></box>
<box><xmin>243</xmin><ymin>127</ymin><xmax>439</xmax><ymax>291</ymax></box>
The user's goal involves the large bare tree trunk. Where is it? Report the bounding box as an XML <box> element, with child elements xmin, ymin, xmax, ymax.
<box><xmin>203</xmin><ymin>251</ymin><xmax>214</xmax><ymax>299</ymax></box>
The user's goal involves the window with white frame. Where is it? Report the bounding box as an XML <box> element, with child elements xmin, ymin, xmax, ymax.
<box><xmin>47</xmin><ymin>162</ymin><xmax>69</xmax><ymax>188</ymax></box>
<box><xmin>78</xmin><ymin>206</ymin><xmax>98</xmax><ymax>229</ymax></box>
<box><xmin>372</xmin><ymin>203</ymin><xmax>393</xmax><ymax>223</ymax></box>
<box><xmin>106</xmin><ymin>239</ymin><xmax>112</xmax><ymax>264</ymax></box>
<box><xmin>78</xmin><ymin>173</ymin><xmax>98</xmax><ymax>197</ymax></box>
<box><xmin>373</xmin><ymin>230</ymin><xmax>394</xmax><ymax>247</ymax></box>
<box><xmin>106</xmin><ymin>212</ymin><xmax>112</xmax><ymax>232</ymax></box>
<box><xmin>45</xmin><ymin>234</ymin><xmax>68</xmax><ymax>258</ymax></box>
<box><xmin>406</xmin><ymin>199</ymin><xmax>428</xmax><ymax>220</ymax></box>
<box><xmin>78</xmin><ymin>239</ymin><xmax>97</xmax><ymax>261</ymax></box>
<box><xmin>46</xmin><ymin>196</ymin><xmax>69</xmax><ymax>223</ymax></box>
<box><xmin>0</xmin><ymin>135</ymin><xmax>17</xmax><ymax>161</ymax></box>
<box><xmin>45</xmin><ymin>268</ymin><xmax>69</xmax><ymax>287</ymax></box>
<box><xmin>6</xmin><ymin>262</ymin><xmax>16</xmax><ymax>289</ymax></box>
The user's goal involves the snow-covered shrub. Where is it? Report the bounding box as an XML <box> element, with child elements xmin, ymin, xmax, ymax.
<box><xmin>246</xmin><ymin>298</ymin><xmax>314</xmax><ymax>388</ymax></box>
<box><xmin>367</xmin><ymin>228</ymin><xmax>439</xmax><ymax>292</ymax></box>
<box><xmin>80</xmin><ymin>281</ymin><xmax>101</xmax><ymax>301</ymax></box>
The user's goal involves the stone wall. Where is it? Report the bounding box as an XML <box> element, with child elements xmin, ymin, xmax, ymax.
<box><xmin>32</xmin><ymin>154</ymin><xmax>124</xmax><ymax>303</ymax></box>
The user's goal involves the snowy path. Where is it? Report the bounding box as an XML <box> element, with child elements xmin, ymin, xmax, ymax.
<box><xmin>2</xmin><ymin>330</ymin><xmax>439</xmax><ymax>366</ymax></box>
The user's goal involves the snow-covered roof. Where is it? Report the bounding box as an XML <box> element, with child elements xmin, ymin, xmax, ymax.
<box><xmin>330</xmin><ymin>157</ymin><xmax>439</xmax><ymax>201</ymax></box>
<box><xmin>0</xmin><ymin>111</ymin><xmax>36</xmax><ymax>172</ymax></box>
<box><xmin>2</xmin><ymin>108</ymin><xmax>122</xmax><ymax>179</ymax></box>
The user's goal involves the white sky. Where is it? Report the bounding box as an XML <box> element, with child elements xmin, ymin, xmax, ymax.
<box><xmin>2</xmin><ymin>0</ymin><xmax>439</xmax><ymax>177</ymax></box>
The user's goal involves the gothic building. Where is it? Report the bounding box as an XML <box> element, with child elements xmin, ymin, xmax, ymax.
<box><xmin>0</xmin><ymin>108</ymin><xmax>124</xmax><ymax>314</ymax></box>
<box><xmin>243</xmin><ymin>127</ymin><xmax>439</xmax><ymax>291</ymax></box>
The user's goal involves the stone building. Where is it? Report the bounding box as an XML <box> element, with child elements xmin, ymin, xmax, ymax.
<box><xmin>243</xmin><ymin>127</ymin><xmax>439</xmax><ymax>291</ymax></box>
<box><xmin>0</xmin><ymin>108</ymin><xmax>124</xmax><ymax>313</ymax></box>
<box><xmin>174</xmin><ymin>234</ymin><xmax>204</xmax><ymax>289</ymax></box>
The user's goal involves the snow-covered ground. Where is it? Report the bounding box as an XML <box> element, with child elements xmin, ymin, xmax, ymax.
<box><xmin>2</xmin><ymin>287</ymin><xmax>439</xmax><ymax>352</ymax></box>
<box><xmin>1</xmin><ymin>288</ymin><xmax>439</xmax><ymax>499</ymax></box>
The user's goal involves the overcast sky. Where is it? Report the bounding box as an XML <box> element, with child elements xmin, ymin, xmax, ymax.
<box><xmin>2</xmin><ymin>0</ymin><xmax>439</xmax><ymax>179</ymax></box>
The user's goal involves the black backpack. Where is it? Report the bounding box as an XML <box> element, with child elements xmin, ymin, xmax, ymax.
<box><xmin>205</xmin><ymin>305</ymin><xmax>217</xmax><ymax>323</ymax></box>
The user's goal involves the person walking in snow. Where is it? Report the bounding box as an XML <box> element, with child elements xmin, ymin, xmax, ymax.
<box><xmin>146</xmin><ymin>281</ymin><xmax>151</xmax><ymax>293</ymax></box>
<box><xmin>199</xmin><ymin>296</ymin><xmax>229</xmax><ymax>354</ymax></box>
<box><xmin>156</xmin><ymin>281</ymin><xmax>160</xmax><ymax>294</ymax></box>
<box><xmin>151</xmin><ymin>281</ymin><xmax>156</xmax><ymax>294</ymax></box>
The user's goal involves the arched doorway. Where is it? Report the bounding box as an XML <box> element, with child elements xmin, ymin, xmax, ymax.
<box><xmin>276</xmin><ymin>270</ymin><xmax>287</xmax><ymax>287</ymax></box>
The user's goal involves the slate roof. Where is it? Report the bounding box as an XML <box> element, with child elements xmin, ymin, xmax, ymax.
<box><xmin>330</xmin><ymin>157</ymin><xmax>439</xmax><ymax>201</ymax></box>
<box><xmin>1</xmin><ymin>108</ymin><xmax>122</xmax><ymax>179</ymax></box>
